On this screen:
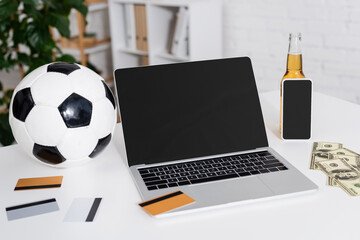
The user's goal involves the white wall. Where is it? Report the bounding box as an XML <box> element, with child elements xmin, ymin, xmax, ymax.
<box><xmin>223</xmin><ymin>0</ymin><xmax>360</xmax><ymax>104</ymax></box>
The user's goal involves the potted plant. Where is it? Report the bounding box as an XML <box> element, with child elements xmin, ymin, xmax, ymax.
<box><xmin>0</xmin><ymin>81</ymin><xmax>14</xmax><ymax>146</ymax></box>
<box><xmin>0</xmin><ymin>0</ymin><xmax>88</xmax><ymax>146</ymax></box>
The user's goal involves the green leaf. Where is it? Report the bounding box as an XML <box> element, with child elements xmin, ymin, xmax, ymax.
<box><xmin>46</xmin><ymin>1</ymin><xmax>65</xmax><ymax>14</ymax></box>
<box><xmin>65</xmin><ymin>0</ymin><xmax>88</xmax><ymax>17</ymax></box>
<box><xmin>25</xmin><ymin>24</ymin><xmax>41</xmax><ymax>50</ymax></box>
<box><xmin>0</xmin><ymin>19</ymin><xmax>12</xmax><ymax>37</ymax></box>
<box><xmin>54</xmin><ymin>44</ymin><xmax>62</xmax><ymax>54</ymax></box>
<box><xmin>42</xmin><ymin>36</ymin><xmax>57</xmax><ymax>53</ymax></box>
<box><xmin>5</xmin><ymin>54</ymin><xmax>16</xmax><ymax>69</ymax></box>
<box><xmin>85</xmin><ymin>61</ymin><xmax>100</xmax><ymax>74</ymax></box>
<box><xmin>0</xmin><ymin>81</ymin><xmax>3</xmax><ymax>92</ymax></box>
<box><xmin>46</xmin><ymin>12</ymin><xmax>70</xmax><ymax>38</ymax></box>
<box><xmin>12</xmin><ymin>21</ymin><xmax>26</xmax><ymax>45</ymax></box>
<box><xmin>17</xmin><ymin>53</ymin><xmax>31</xmax><ymax>66</ymax></box>
<box><xmin>0</xmin><ymin>112</ymin><xmax>14</xmax><ymax>146</ymax></box>
<box><xmin>23</xmin><ymin>3</ymin><xmax>41</xmax><ymax>21</ymax></box>
<box><xmin>56</xmin><ymin>54</ymin><xmax>76</xmax><ymax>63</ymax></box>
<box><xmin>0</xmin><ymin>57</ymin><xmax>11</xmax><ymax>72</ymax></box>
<box><xmin>74</xmin><ymin>4</ymin><xmax>88</xmax><ymax>17</ymax></box>
<box><xmin>21</xmin><ymin>0</ymin><xmax>38</xmax><ymax>7</ymax></box>
<box><xmin>26</xmin><ymin>58</ymin><xmax>48</xmax><ymax>75</ymax></box>
<box><xmin>25</xmin><ymin>23</ymin><xmax>49</xmax><ymax>52</ymax></box>
<box><xmin>43</xmin><ymin>0</ymin><xmax>58</xmax><ymax>10</ymax></box>
<box><xmin>0</xmin><ymin>0</ymin><xmax>18</xmax><ymax>22</ymax></box>
<box><xmin>0</xmin><ymin>0</ymin><xmax>85</xmax><ymax>78</ymax></box>
<box><xmin>5</xmin><ymin>89</ymin><xmax>14</xmax><ymax>102</ymax></box>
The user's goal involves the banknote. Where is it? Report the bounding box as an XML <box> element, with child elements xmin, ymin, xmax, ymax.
<box><xmin>328</xmin><ymin>153</ymin><xmax>360</xmax><ymax>187</ymax></box>
<box><xmin>311</xmin><ymin>153</ymin><xmax>330</xmax><ymax>170</ymax></box>
<box><xmin>310</xmin><ymin>142</ymin><xmax>343</xmax><ymax>169</ymax></box>
<box><xmin>329</xmin><ymin>153</ymin><xmax>360</xmax><ymax>171</ymax></box>
<box><xmin>327</xmin><ymin>176</ymin><xmax>338</xmax><ymax>187</ymax></box>
<box><xmin>317</xmin><ymin>158</ymin><xmax>360</xmax><ymax>196</ymax></box>
<box><xmin>327</xmin><ymin>148</ymin><xmax>360</xmax><ymax>158</ymax></box>
<box><xmin>312</xmin><ymin>142</ymin><xmax>343</xmax><ymax>152</ymax></box>
<box><xmin>326</xmin><ymin>150</ymin><xmax>360</xmax><ymax>187</ymax></box>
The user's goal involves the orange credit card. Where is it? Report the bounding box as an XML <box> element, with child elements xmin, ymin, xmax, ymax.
<box><xmin>139</xmin><ymin>191</ymin><xmax>195</xmax><ymax>216</ymax></box>
<box><xmin>14</xmin><ymin>176</ymin><xmax>63</xmax><ymax>191</ymax></box>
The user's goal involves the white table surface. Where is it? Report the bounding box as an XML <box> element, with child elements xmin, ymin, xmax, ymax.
<box><xmin>1</xmin><ymin>91</ymin><xmax>360</xmax><ymax>240</ymax></box>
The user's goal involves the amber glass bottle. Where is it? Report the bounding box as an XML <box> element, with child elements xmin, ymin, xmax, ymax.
<box><xmin>280</xmin><ymin>33</ymin><xmax>305</xmax><ymax>132</ymax></box>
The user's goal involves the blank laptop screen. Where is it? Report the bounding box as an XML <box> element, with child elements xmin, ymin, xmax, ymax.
<box><xmin>115</xmin><ymin>57</ymin><xmax>268</xmax><ymax>167</ymax></box>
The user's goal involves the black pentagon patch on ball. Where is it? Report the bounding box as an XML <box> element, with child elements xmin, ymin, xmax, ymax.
<box><xmin>12</xmin><ymin>88</ymin><xmax>35</xmax><ymax>122</ymax></box>
<box><xmin>102</xmin><ymin>81</ymin><xmax>116</xmax><ymax>109</ymax></box>
<box><xmin>58</xmin><ymin>93</ymin><xmax>92</xmax><ymax>128</ymax></box>
<box><xmin>33</xmin><ymin>144</ymin><xmax>66</xmax><ymax>165</ymax></box>
<box><xmin>47</xmin><ymin>62</ymin><xmax>80</xmax><ymax>75</ymax></box>
<box><xmin>89</xmin><ymin>134</ymin><xmax>112</xmax><ymax>158</ymax></box>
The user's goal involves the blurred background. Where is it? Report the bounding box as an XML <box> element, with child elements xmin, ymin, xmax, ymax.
<box><xmin>2</xmin><ymin>0</ymin><xmax>360</xmax><ymax>103</ymax></box>
<box><xmin>1</xmin><ymin>0</ymin><xmax>359</xmax><ymax>146</ymax></box>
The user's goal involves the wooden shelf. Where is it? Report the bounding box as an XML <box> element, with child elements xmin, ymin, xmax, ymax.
<box><xmin>117</xmin><ymin>47</ymin><xmax>148</xmax><ymax>56</ymax></box>
<box><xmin>60</xmin><ymin>37</ymin><xmax>111</xmax><ymax>49</ymax></box>
<box><xmin>59</xmin><ymin>1</ymin><xmax>112</xmax><ymax>75</ymax></box>
<box><xmin>62</xmin><ymin>42</ymin><xmax>111</xmax><ymax>56</ymax></box>
<box><xmin>108</xmin><ymin>0</ymin><xmax>222</xmax><ymax>69</ymax></box>
<box><xmin>86</xmin><ymin>0</ymin><xmax>108</xmax><ymax>4</ymax></box>
<box><xmin>55</xmin><ymin>0</ymin><xmax>113</xmax><ymax>84</ymax></box>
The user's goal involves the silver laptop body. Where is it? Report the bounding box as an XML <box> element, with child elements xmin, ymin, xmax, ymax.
<box><xmin>114</xmin><ymin>57</ymin><xmax>318</xmax><ymax>215</ymax></box>
<box><xmin>129</xmin><ymin>147</ymin><xmax>317</xmax><ymax>215</ymax></box>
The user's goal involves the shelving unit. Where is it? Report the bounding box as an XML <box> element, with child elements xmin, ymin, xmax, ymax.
<box><xmin>108</xmin><ymin>0</ymin><xmax>222</xmax><ymax>69</ymax></box>
<box><xmin>59</xmin><ymin>0</ymin><xmax>113</xmax><ymax>82</ymax></box>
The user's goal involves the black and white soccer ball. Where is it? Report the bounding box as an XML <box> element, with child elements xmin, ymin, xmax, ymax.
<box><xmin>9</xmin><ymin>62</ymin><xmax>117</xmax><ymax>168</ymax></box>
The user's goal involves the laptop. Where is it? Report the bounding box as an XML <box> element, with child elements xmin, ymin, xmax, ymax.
<box><xmin>114</xmin><ymin>57</ymin><xmax>317</xmax><ymax>215</ymax></box>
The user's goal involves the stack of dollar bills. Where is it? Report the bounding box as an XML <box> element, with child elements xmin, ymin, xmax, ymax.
<box><xmin>310</xmin><ymin>142</ymin><xmax>360</xmax><ymax>196</ymax></box>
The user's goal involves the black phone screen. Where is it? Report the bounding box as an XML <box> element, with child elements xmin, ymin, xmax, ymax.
<box><xmin>282</xmin><ymin>79</ymin><xmax>312</xmax><ymax>139</ymax></box>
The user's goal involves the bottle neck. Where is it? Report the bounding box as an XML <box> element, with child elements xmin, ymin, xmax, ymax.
<box><xmin>286</xmin><ymin>54</ymin><xmax>303</xmax><ymax>71</ymax></box>
<box><xmin>288</xmin><ymin>33</ymin><xmax>302</xmax><ymax>55</ymax></box>
<box><xmin>286</xmin><ymin>33</ymin><xmax>303</xmax><ymax>74</ymax></box>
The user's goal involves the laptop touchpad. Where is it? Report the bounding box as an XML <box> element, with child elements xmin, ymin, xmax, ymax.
<box><xmin>180</xmin><ymin>177</ymin><xmax>273</xmax><ymax>209</ymax></box>
<box><xmin>258</xmin><ymin>170</ymin><xmax>317</xmax><ymax>195</ymax></box>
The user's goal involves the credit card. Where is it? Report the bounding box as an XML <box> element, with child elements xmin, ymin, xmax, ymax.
<box><xmin>63</xmin><ymin>198</ymin><xmax>102</xmax><ymax>222</ymax></box>
<box><xmin>139</xmin><ymin>191</ymin><xmax>195</xmax><ymax>216</ymax></box>
<box><xmin>14</xmin><ymin>176</ymin><xmax>63</xmax><ymax>191</ymax></box>
<box><xmin>6</xmin><ymin>198</ymin><xmax>59</xmax><ymax>221</ymax></box>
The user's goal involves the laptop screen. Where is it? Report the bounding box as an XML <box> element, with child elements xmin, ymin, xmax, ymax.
<box><xmin>115</xmin><ymin>57</ymin><xmax>268</xmax><ymax>167</ymax></box>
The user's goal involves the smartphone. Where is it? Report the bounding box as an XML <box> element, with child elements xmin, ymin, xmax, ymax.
<box><xmin>281</xmin><ymin>78</ymin><xmax>312</xmax><ymax>140</ymax></box>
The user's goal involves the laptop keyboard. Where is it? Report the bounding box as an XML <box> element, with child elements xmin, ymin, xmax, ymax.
<box><xmin>138</xmin><ymin>151</ymin><xmax>288</xmax><ymax>191</ymax></box>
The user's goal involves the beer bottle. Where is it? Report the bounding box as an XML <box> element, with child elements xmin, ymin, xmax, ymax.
<box><xmin>280</xmin><ymin>32</ymin><xmax>305</xmax><ymax>132</ymax></box>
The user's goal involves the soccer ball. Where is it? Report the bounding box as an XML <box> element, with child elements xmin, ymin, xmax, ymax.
<box><xmin>9</xmin><ymin>62</ymin><xmax>117</xmax><ymax>168</ymax></box>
